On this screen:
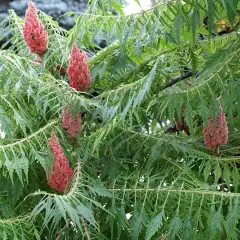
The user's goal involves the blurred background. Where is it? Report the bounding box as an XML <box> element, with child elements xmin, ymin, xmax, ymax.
<box><xmin>0</xmin><ymin>0</ymin><xmax>156</xmax><ymax>29</ymax></box>
<box><xmin>0</xmin><ymin>0</ymin><xmax>156</xmax><ymax>49</ymax></box>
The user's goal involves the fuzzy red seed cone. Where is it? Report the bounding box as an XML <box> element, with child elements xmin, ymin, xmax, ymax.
<box><xmin>174</xmin><ymin>107</ymin><xmax>190</xmax><ymax>136</ymax></box>
<box><xmin>62</xmin><ymin>108</ymin><xmax>81</xmax><ymax>137</ymax></box>
<box><xmin>48</xmin><ymin>132</ymin><xmax>73</xmax><ymax>192</ymax></box>
<box><xmin>174</xmin><ymin>118</ymin><xmax>190</xmax><ymax>136</ymax></box>
<box><xmin>175</xmin><ymin>118</ymin><xmax>184</xmax><ymax>131</ymax></box>
<box><xmin>203</xmin><ymin>104</ymin><xmax>228</xmax><ymax>149</ymax></box>
<box><xmin>23</xmin><ymin>1</ymin><xmax>48</xmax><ymax>55</ymax></box>
<box><xmin>56</xmin><ymin>64</ymin><xmax>66</xmax><ymax>76</ymax></box>
<box><xmin>62</xmin><ymin>108</ymin><xmax>71</xmax><ymax>130</ymax></box>
<box><xmin>67</xmin><ymin>43</ymin><xmax>91</xmax><ymax>91</ymax></box>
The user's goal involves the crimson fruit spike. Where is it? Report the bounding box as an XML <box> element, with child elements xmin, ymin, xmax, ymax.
<box><xmin>67</xmin><ymin>43</ymin><xmax>91</xmax><ymax>91</ymax></box>
<box><xmin>174</xmin><ymin>107</ymin><xmax>190</xmax><ymax>136</ymax></box>
<box><xmin>56</xmin><ymin>64</ymin><xmax>67</xmax><ymax>76</ymax></box>
<box><xmin>23</xmin><ymin>1</ymin><xmax>48</xmax><ymax>55</ymax></box>
<box><xmin>48</xmin><ymin>132</ymin><xmax>73</xmax><ymax>192</ymax></box>
<box><xmin>62</xmin><ymin>108</ymin><xmax>81</xmax><ymax>137</ymax></box>
<box><xmin>203</xmin><ymin>104</ymin><xmax>228</xmax><ymax>149</ymax></box>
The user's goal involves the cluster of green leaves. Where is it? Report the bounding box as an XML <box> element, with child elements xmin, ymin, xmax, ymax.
<box><xmin>0</xmin><ymin>0</ymin><xmax>240</xmax><ymax>239</ymax></box>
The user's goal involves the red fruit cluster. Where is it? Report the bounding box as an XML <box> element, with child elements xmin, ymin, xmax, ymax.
<box><xmin>23</xmin><ymin>1</ymin><xmax>48</xmax><ymax>55</ymax></box>
<box><xmin>48</xmin><ymin>132</ymin><xmax>73</xmax><ymax>192</ymax></box>
<box><xmin>203</xmin><ymin>104</ymin><xmax>228</xmax><ymax>149</ymax></box>
<box><xmin>174</xmin><ymin>107</ymin><xmax>190</xmax><ymax>136</ymax></box>
<box><xmin>62</xmin><ymin>108</ymin><xmax>81</xmax><ymax>137</ymax></box>
<box><xmin>67</xmin><ymin>43</ymin><xmax>91</xmax><ymax>91</ymax></box>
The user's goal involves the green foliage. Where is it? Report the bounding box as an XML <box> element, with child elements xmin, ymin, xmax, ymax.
<box><xmin>0</xmin><ymin>0</ymin><xmax>240</xmax><ymax>239</ymax></box>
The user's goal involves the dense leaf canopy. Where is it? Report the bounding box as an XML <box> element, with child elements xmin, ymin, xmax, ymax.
<box><xmin>0</xmin><ymin>0</ymin><xmax>240</xmax><ymax>239</ymax></box>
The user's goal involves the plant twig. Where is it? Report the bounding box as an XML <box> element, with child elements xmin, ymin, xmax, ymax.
<box><xmin>55</xmin><ymin>217</ymin><xmax>91</xmax><ymax>240</ymax></box>
<box><xmin>161</xmin><ymin>71</ymin><xmax>195</xmax><ymax>90</ymax></box>
<box><xmin>80</xmin><ymin>216</ymin><xmax>91</xmax><ymax>240</ymax></box>
<box><xmin>67</xmin><ymin>160</ymin><xmax>81</xmax><ymax>196</ymax></box>
<box><xmin>68</xmin><ymin>161</ymin><xmax>91</xmax><ymax>239</ymax></box>
<box><xmin>0</xmin><ymin>120</ymin><xmax>58</xmax><ymax>150</ymax></box>
<box><xmin>56</xmin><ymin>220</ymin><xmax>70</xmax><ymax>240</ymax></box>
